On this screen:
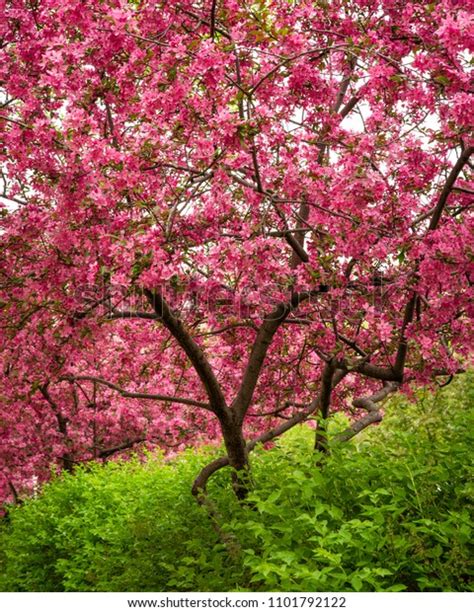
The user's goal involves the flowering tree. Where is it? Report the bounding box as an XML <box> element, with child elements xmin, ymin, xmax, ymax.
<box><xmin>1</xmin><ymin>0</ymin><xmax>473</xmax><ymax>503</ymax></box>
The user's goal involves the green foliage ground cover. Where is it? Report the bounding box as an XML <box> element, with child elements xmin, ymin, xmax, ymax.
<box><xmin>1</xmin><ymin>374</ymin><xmax>473</xmax><ymax>592</ymax></box>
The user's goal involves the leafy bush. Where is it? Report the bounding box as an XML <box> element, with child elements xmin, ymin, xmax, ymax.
<box><xmin>0</xmin><ymin>450</ymin><xmax>240</xmax><ymax>592</ymax></box>
<box><xmin>225</xmin><ymin>375</ymin><xmax>474</xmax><ymax>592</ymax></box>
<box><xmin>1</xmin><ymin>374</ymin><xmax>473</xmax><ymax>592</ymax></box>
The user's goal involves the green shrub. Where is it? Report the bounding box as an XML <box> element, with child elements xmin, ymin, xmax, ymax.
<box><xmin>1</xmin><ymin>374</ymin><xmax>473</xmax><ymax>591</ymax></box>
<box><xmin>0</xmin><ymin>449</ymin><xmax>241</xmax><ymax>592</ymax></box>
<box><xmin>226</xmin><ymin>379</ymin><xmax>474</xmax><ymax>591</ymax></box>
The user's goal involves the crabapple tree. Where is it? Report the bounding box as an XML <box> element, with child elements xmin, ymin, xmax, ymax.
<box><xmin>1</xmin><ymin>0</ymin><xmax>473</xmax><ymax>503</ymax></box>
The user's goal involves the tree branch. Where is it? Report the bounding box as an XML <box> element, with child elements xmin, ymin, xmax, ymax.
<box><xmin>338</xmin><ymin>358</ymin><xmax>402</xmax><ymax>382</ymax></box>
<box><xmin>143</xmin><ymin>289</ymin><xmax>227</xmax><ymax>413</ymax></box>
<box><xmin>394</xmin><ymin>294</ymin><xmax>417</xmax><ymax>377</ymax></box>
<box><xmin>231</xmin><ymin>287</ymin><xmax>328</xmax><ymax>420</ymax></box>
<box><xmin>247</xmin><ymin>399</ymin><xmax>306</xmax><ymax>418</ymax></box>
<box><xmin>428</xmin><ymin>146</ymin><xmax>473</xmax><ymax>231</ymax></box>
<box><xmin>8</xmin><ymin>481</ymin><xmax>22</xmax><ymax>506</ymax></box>
<box><xmin>249</xmin><ymin>46</ymin><xmax>342</xmax><ymax>95</ymax></box>
<box><xmin>97</xmin><ymin>437</ymin><xmax>147</xmax><ymax>459</ymax></box>
<box><xmin>339</xmin><ymin>95</ymin><xmax>360</xmax><ymax>118</ymax></box>
<box><xmin>271</xmin><ymin>200</ymin><xmax>310</xmax><ymax>262</ymax></box>
<box><xmin>210</xmin><ymin>0</ymin><xmax>217</xmax><ymax>40</ymax></box>
<box><xmin>65</xmin><ymin>375</ymin><xmax>211</xmax><ymax>409</ymax></box>
<box><xmin>108</xmin><ymin>310</ymin><xmax>158</xmax><ymax>320</ymax></box>
<box><xmin>336</xmin><ymin>382</ymin><xmax>399</xmax><ymax>442</ymax></box>
<box><xmin>177</xmin><ymin>5</ymin><xmax>231</xmax><ymax>40</ymax></box>
<box><xmin>290</xmin><ymin>84</ymin><xmax>360</xmax><ymax>254</ymax></box>
<box><xmin>338</xmin><ymin>333</ymin><xmax>367</xmax><ymax>357</ymax></box>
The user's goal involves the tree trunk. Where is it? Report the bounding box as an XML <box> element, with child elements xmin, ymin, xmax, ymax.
<box><xmin>314</xmin><ymin>360</ymin><xmax>336</xmax><ymax>454</ymax></box>
<box><xmin>220</xmin><ymin>416</ymin><xmax>250</xmax><ymax>500</ymax></box>
<box><xmin>314</xmin><ymin>418</ymin><xmax>329</xmax><ymax>454</ymax></box>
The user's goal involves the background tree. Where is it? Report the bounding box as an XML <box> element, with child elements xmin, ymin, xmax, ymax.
<box><xmin>1</xmin><ymin>0</ymin><xmax>472</xmax><ymax>503</ymax></box>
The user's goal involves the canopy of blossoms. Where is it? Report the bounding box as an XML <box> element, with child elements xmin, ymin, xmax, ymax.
<box><xmin>1</xmin><ymin>0</ymin><xmax>472</xmax><ymax>502</ymax></box>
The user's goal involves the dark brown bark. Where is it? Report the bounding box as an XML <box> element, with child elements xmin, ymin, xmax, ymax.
<box><xmin>144</xmin><ymin>288</ymin><xmax>227</xmax><ymax>415</ymax></box>
<box><xmin>210</xmin><ymin>0</ymin><xmax>217</xmax><ymax>39</ymax></box>
<box><xmin>314</xmin><ymin>360</ymin><xmax>336</xmax><ymax>453</ymax></box>
<box><xmin>192</xmin><ymin>402</ymin><xmax>319</xmax><ymax>501</ymax></box>
<box><xmin>394</xmin><ymin>294</ymin><xmax>417</xmax><ymax>378</ymax></box>
<box><xmin>192</xmin><ymin>367</ymin><xmax>350</xmax><ymax>500</ymax></box>
<box><xmin>8</xmin><ymin>481</ymin><xmax>22</xmax><ymax>506</ymax></box>
<box><xmin>232</xmin><ymin>287</ymin><xmax>328</xmax><ymax>422</ymax></box>
<box><xmin>97</xmin><ymin>437</ymin><xmax>147</xmax><ymax>459</ymax></box>
<box><xmin>428</xmin><ymin>145</ymin><xmax>473</xmax><ymax>231</ymax></box>
<box><xmin>219</xmin><ymin>415</ymin><xmax>250</xmax><ymax>500</ymax></box>
<box><xmin>338</xmin><ymin>359</ymin><xmax>403</xmax><ymax>382</ymax></box>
